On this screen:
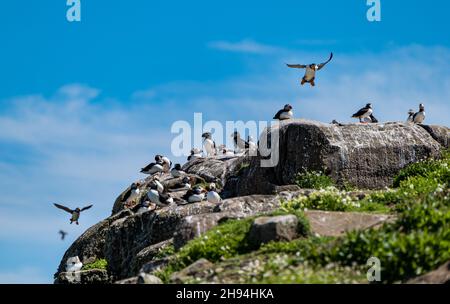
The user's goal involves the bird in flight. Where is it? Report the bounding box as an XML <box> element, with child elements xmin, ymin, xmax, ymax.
<box><xmin>286</xmin><ymin>52</ymin><xmax>333</xmax><ymax>87</ymax></box>
<box><xmin>54</xmin><ymin>203</ymin><xmax>93</xmax><ymax>225</ymax></box>
<box><xmin>58</xmin><ymin>230</ymin><xmax>68</xmax><ymax>240</ymax></box>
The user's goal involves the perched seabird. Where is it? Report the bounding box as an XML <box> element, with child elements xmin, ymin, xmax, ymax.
<box><xmin>169</xmin><ymin>176</ymin><xmax>192</xmax><ymax>192</ymax></box>
<box><xmin>140</xmin><ymin>161</ymin><xmax>164</xmax><ymax>175</ymax></box>
<box><xmin>202</xmin><ymin>132</ymin><xmax>217</xmax><ymax>157</ymax></box>
<box><xmin>218</xmin><ymin>145</ymin><xmax>235</xmax><ymax>156</ymax></box>
<box><xmin>152</xmin><ymin>176</ymin><xmax>165</xmax><ymax>193</ymax></box>
<box><xmin>66</xmin><ymin>256</ymin><xmax>83</xmax><ymax>272</ymax></box>
<box><xmin>247</xmin><ymin>136</ymin><xmax>258</xmax><ymax>155</ymax></box>
<box><xmin>286</xmin><ymin>52</ymin><xmax>333</xmax><ymax>87</ymax></box>
<box><xmin>413</xmin><ymin>103</ymin><xmax>426</xmax><ymax>124</ymax></box>
<box><xmin>155</xmin><ymin>155</ymin><xmax>172</xmax><ymax>172</ymax></box>
<box><xmin>406</xmin><ymin>109</ymin><xmax>415</xmax><ymax>123</ymax></box>
<box><xmin>182</xmin><ymin>186</ymin><xmax>206</xmax><ymax>203</ymax></box>
<box><xmin>59</xmin><ymin>230</ymin><xmax>68</xmax><ymax>241</ymax></box>
<box><xmin>362</xmin><ymin>114</ymin><xmax>378</xmax><ymax>123</ymax></box>
<box><xmin>231</xmin><ymin>131</ymin><xmax>249</xmax><ymax>153</ymax></box>
<box><xmin>122</xmin><ymin>182</ymin><xmax>141</xmax><ymax>202</ymax></box>
<box><xmin>147</xmin><ymin>183</ymin><xmax>173</xmax><ymax>207</ymax></box>
<box><xmin>170</xmin><ymin>164</ymin><xmax>185</xmax><ymax>178</ymax></box>
<box><xmin>54</xmin><ymin>203</ymin><xmax>93</xmax><ymax>225</ymax></box>
<box><xmin>352</xmin><ymin>103</ymin><xmax>373</xmax><ymax>123</ymax></box>
<box><xmin>187</xmin><ymin>148</ymin><xmax>203</xmax><ymax>161</ymax></box>
<box><xmin>136</xmin><ymin>201</ymin><xmax>156</xmax><ymax>214</ymax></box>
<box><xmin>273</xmin><ymin>104</ymin><xmax>294</xmax><ymax>120</ymax></box>
<box><xmin>206</xmin><ymin>183</ymin><xmax>221</xmax><ymax>204</ymax></box>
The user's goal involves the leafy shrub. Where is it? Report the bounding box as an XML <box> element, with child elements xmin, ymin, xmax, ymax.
<box><xmin>82</xmin><ymin>259</ymin><xmax>108</xmax><ymax>271</ymax></box>
<box><xmin>295</xmin><ymin>171</ymin><xmax>334</xmax><ymax>189</ymax></box>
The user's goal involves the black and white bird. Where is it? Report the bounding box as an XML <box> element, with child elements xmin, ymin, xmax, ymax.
<box><xmin>169</xmin><ymin>176</ymin><xmax>192</xmax><ymax>192</ymax></box>
<box><xmin>406</xmin><ymin>109</ymin><xmax>415</xmax><ymax>123</ymax></box>
<box><xmin>206</xmin><ymin>183</ymin><xmax>221</xmax><ymax>204</ymax></box>
<box><xmin>136</xmin><ymin>200</ymin><xmax>156</xmax><ymax>214</ymax></box>
<box><xmin>231</xmin><ymin>131</ymin><xmax>249</xmax><ymax>153</ymax></box>
<box><xmin>155</xmin><ymin>155</ymin><xmax>172</xmax><ymax>172</ymax></box>
<box><xmin>362</xmin><ymin>114</ymin><xmax>379</xmax><ymax>124</ymax></box>
<box><xmin>140</xmin><ymin>160</ymin><xmax>164</xmax><ymax>175</ymax></box>
<box><xmin>152</xmin><ymin>176</ymin><xmax>165</xmax><ymax>193</ymax></box>
<box><xmin>182</xmin><ymin>186</ymin><xmax>206</xmax><ymax>203</ymax></box>
<box><xmin>187</xmin><ymin>148</ymin><xmax>203</xmax><ymax>161</ymax></box>
<box><xmin>147</xmin><ymin>183</ymin><xmax>173</xmax><ymax>207</ymax></box>
<box><xmin>170</xmin><ymin>164</ymin><xmax>185</xmax><ymax>178</ymax></box>
<box><xmin>352</xmin><ymin>103</ymin><xmax>373</xmax><ymax>123</ymax></box>
<box><xmin>413</xmin><ymin>103</ymin><xmax>426</xmax><ymax>124</ymax></box>
<box><xmin>59</xmin><ymin>230</ymin><xmax>68</xmax><ymax>240</ymax></box>
<box><xmin>273</xmin><ymin>104</ymin><xmax>294</xmax><ymax>120</ymax></box>
<box><xmin>122</xmin><ymin>182</ymin><xmax>141</xmax><ymax>202</ymax></box>
<box><xmin>54</xmin><ymin>203</ymin><xmax>93</xmax><ymax>225</ymax></box>
<box><xmin>202</xmin><ymin>132</ymin><xmax>217</xmax><ymax>157</ymax></box>
<box><xmin>286</xmin><ymin>52</ymin><xmax>333</xmax><ymax>87</ymax></box>
<box><xmin>218</xmin><ymin>145</ymin><xmax>235</xmax><ymax>156</ymax></box>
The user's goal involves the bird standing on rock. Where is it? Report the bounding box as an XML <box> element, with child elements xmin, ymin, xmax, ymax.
<box><xmin>147</xmin><ymin>182</ymin><xmax>173</xmax><ymax>207</ymax></box>
<box><xmin>54</xmin><ymin>203</ymin><xmax>93</xmax><ymax>225</ymax></box>
<box><xmin>182</xmin><ymin>186</ymin><xmax>206</xmax><ymax>203</ymax></box>
<box><xmin>140</xmin><ymin>160</ymin><xmax>164</xmax><ymax>176</ymax></box>
<box><xmin>352</xmin><ymin>103</ymin><xmax>373</xmax><ymax>123</ymax></box>
<box><xmin>206</xmin><ymin>183</ymin><xmax>221</xmax><ymax>204</ymax></box>
<box><xmin>286</xmin><ymin>52</ymin><xmax>333</xmax><ymax>87</ymax></box>
<box><xmin>155</xmin><ymin>155</ymin><xmax>172</xmax><ymax>172</ymax></box>
<box><xmin>187</xmin><ymin>148</ymin><xmax>203</xmax><ymax>161</ymax></box>
<box><xmin>171</xmin><ymin>164</ymin><xmax>185</xmax><ymax>178</ymax></box>
<box><xmin>273</xmin><ymin>104</ymin><xmax>294</xmax><ymax>120</ymax></box>
<box><xmin>202</xmin><ymin>132</ymin><xmax>217</xmax><ymax>157</ymax></box>
<box><xmin>231</xmin><ymin>131</ymin><xmax>249</xmax><ymax>153</ymax></box>
<box><xmin>413</xmin><ymin>103</ymin><xmax>426</xmax><ymax>124</ymax></box>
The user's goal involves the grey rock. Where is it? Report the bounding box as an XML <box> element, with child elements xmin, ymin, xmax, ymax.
<box><xmin>140</xmin><ymin>257</ymin><xmax>172</xmax><ymax>274</ymax></box>
<box><xmin>305</xmin><ymin>210</ymin><xmax>394</xmax><ymax>237</ymax></box>
<box><xmin>170</xmin><ymin>258</ymin><xmax>214</xmax><ymax>284</ymax></box>
<box><xmin>137</xmin><ymin>273</ymin><xmax>163</xmax><ymax>284</ymax></box>
<box><xmin>248</xmin><ymin>215</ymin><xmax>299</xmax><ymax>248</ymax></box>
<box><xmin>115</xmin><ymin>276</ymin><xmax>139</xmax><ymax>284</ymax></box>
<box><xmin>55</xmin><ymin>269</ymin><xmax>110</xmax><ymax>284</ymax></box>
<box><xmin>227</xmin><ymin>120</ymin><xmax>443</xmax><ymax>196</ymax></box>
<box><xmin>129</xmin><ymin>239</ymin><xmax>173</xmax><ymax>276</ymax></box>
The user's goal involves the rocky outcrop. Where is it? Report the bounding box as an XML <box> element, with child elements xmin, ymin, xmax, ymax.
<box><xmin>170</xmin><ymin>259</ymin><xmax>214</xmax><ymax>284</ymax></box>
<box><xmin>305</xmin><ymin>210</ymin><xmax>395</xmax><ymax>237</ymax></box>
<box><xmin>55</xmin><ymin>269</ymin><xmax>111</xmax><ymax>284</ymax></box>
<box><xmin>248</xmin><ymin>215</ymin><xmax>299</xmax><ymax>248</ymax></box>
<box><xmin>225</xmin><ymin>120</ymin><xmax>443</xmax><ymax>196</ymax></box>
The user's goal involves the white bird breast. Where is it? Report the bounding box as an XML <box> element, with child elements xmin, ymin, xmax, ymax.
<box><xmin>362</xmin><ymin>108</ymin><xmax>373</xmax><ymax>118</ymax></box>
<box><xmin>304</xmin><ymin>67</ymin><xmax>316</xmax><ymax>80</ymax></box>
<box><xmin>207</xmin><ymin>191</ymin><xmax>221</xmax><ymax>204</ymax></box>
<box><xmin>414</xmin><ymin>112</ymin><xmax>425</xmax><ymax>123</ymax></box>
<box><xmin>147</xmin><ymin>190</ymin><xmax>160</xmax><ymax>204</ymax></box>
<box><xmin>188</xmin><ymin>193</ymin><xmax>204</xmax><ymax>203</ymax></box>
<box><xmin>279</xmin><ymin>110</ymin><xmax>293</xmax><ymax>120</ymax></box>
<box><xmin>148</xmin><ymin>164</ymin><xmax>164</xmax><ymax>174</ymax></box>
<box><xmin>204</xmin><ymin>139</ymin><xmax>216</xmax><ymax>155</ymax></box>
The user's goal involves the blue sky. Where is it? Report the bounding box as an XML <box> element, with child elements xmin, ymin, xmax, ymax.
<box><xmin>0</xmin><ymin>0</ymin><xmax>449</xmax><ymax>283</ymax></box>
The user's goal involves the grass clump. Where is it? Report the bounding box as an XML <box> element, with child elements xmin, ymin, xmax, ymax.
<box><xmin>82</xmin><ymin>259</ymin><xmax>108</xmax><ymax>271</ymax></box>
<box><xmin>295</xmin><ymin>170</ymin><xmax>334</xmax><ymax>189</ymax></box>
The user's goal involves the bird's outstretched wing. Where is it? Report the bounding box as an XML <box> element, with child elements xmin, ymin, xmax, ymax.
<box><xmin>141</xmin><ymin>162</ymin><xmax>155</xmax><ymax>172</ymax></box>
<box><xmin>352</xmin><ymin>107</ymin><xmax>369</xmax><ymax>118</ymax></box>
<box><xmin>286</xmin><ymin>63</ymin><xmax>307</xmax><ymax>69</ymax></box>
<box><xmin>317</xmin><ymin>52</ymin><xmax>333</xmax><ymax>70</ymax></box>
<box><xmin>54</xmin><ymin>203</ymin><xmax>74</xmax><ymax>214</ymax></box>
<box><xmin>273</xmin><ymin>109</ymin><xmax>284</xmax><ymax>120</ymax></box>
<box><xmin>80</xmin><ymin>205</ymin><xmax>93</xmax><ymax>212</ymax></box>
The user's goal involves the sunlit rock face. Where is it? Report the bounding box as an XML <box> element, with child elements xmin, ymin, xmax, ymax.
<box><xmin>227</xmin><ymin>120</ymin><xmax>443</xmax><ymax>196</ymax></box>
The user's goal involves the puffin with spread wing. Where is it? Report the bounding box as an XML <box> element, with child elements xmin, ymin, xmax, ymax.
<box><xmin>286</xmin><ymin>52</ymin><xmax>333</xmax><ymax>87</ymax></box>
<box><xmin>54</xmin><ymin>203</ymin><xmax>93</xmax><ymax>225</ymax></box>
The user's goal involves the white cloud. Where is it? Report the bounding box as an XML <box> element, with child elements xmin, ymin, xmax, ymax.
<box><xmin>208</xmin><ymin>39</ymin><xmax>281</xmax><ymax>54</ymax></box>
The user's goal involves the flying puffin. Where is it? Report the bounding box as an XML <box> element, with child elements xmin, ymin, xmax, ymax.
<box><xmin>202</xmin><ymin>132</ymin><xmax>217</xmax><ymax>157</ymax></box>
<box><xmin>182</xmin><ymin>186</ymin><xmax>206</xmax><ymax>203</ymax></box>
<box><xmin>273</xmin><ymin>104</ymin><xmax>294</xmax><ymax>120</ymax></box>
<box><xmin>155</xmin><ymin>155</ymin><xmax>172</xmax><ymax>172</ymax></box>
<box><xmin>58</xmin><ymin>230</ymin><xmax>68</xmax><ymax>240</ymax></box>
<box><xmin>352</xmin><ymin>103</ymin><xmax>373</xmax><ymax>123</ymax></box>
<box><xmin>406</xmin><ymin>109</ymin><xmax>415</xmax><ymax>123</ymax></box>
<box><xmin>231</xmin><ymin>131</ymin><xmax>249</xmax><ymax>153</ymax></box>
<box><xmin>187</xmin><ymin>148</ymin><xmax>203</xmax><ymax>161</ymax></box>
<box><xmin>54</xmin><ymin>203</ymin><xmax>93</xmax><ymax>225</ymax></box>
<box><xmin>170</xmin><ymin>164</ymin><xmax>185</xmax><ymax>178</ymax></box>
<box><xmin>140</xmin><ymin>160</ymin><xmax>164</xmax><ymax>175</ymax></box>
<box><xmin>286</xmin><ymin>52</ymin><xmax>333</xmax><ymax>87</ymax></box>
<box><xmin>413</xmin><ymin>103</ymin><xmax>426</xmax><ymax>124</ymax></box>
<box><xmin>206</xmin><ymin>183</ymin><xmax>221</xmax><ymax>205</ymax></box>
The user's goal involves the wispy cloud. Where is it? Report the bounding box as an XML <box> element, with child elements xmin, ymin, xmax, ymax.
<box><xmin>208</xmin><ymin>39</ymin><xmax>282</xmax><ymax>54</ymax></box>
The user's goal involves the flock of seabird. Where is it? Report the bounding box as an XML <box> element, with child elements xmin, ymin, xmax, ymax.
<box><xmin>52</xmin><ymin>52</ymin><xmax>428</xmax><ymax>238</ymax></box>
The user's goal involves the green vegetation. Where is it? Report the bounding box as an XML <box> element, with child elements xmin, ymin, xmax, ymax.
<box><xmin>82</xmin><ymin>259</ymin><xmax>108</xmax><ymax>271</ymax></box>
<box><xmin>295</xmin><ymin>170</ymin><xmax>334</xmax><ymax>189</ymax></box>
<box><xmin>154</xmin><ymin>151</ymin><xmax>450</xmax><ymax>283</ymax></box>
